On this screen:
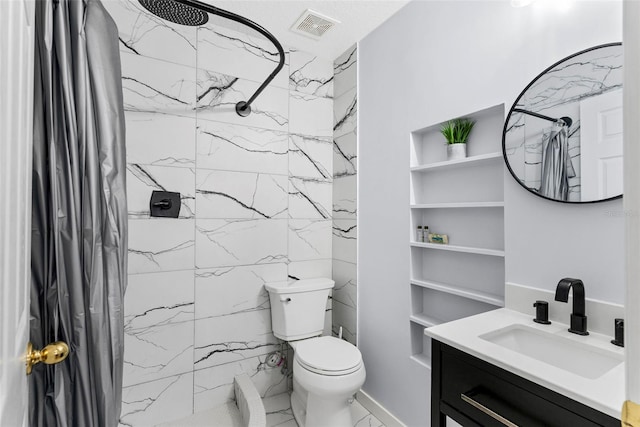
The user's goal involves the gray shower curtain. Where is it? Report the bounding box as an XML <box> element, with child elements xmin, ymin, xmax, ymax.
<box><xmin>30</xmin><ymin>0</ymin><xmax>127</xmax><ymax>426</ymax></box>
<box><xmin>539</xmin><ymin>123</ymin><xmax>576</xmax><ymax>201</ymax></box>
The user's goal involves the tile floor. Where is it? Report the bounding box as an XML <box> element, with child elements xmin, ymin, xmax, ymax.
<box><xmin>264</xmin><ymin>392</ymin><xmax>385</xmax><ymax>427</ymax></box>
<box><xmin>161</xmin><ymin>391</ymin><xmax>386</xmax><ymax>427</ymax></box>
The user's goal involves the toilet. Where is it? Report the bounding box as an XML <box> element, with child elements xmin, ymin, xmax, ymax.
<box><xmin>265</xmin><ymin>278</ymin><xmax>366</xmax><ymax>427</ymax></box>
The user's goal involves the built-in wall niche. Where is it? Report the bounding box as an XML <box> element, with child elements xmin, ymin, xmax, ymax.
<box><xmin>411</xmin><ymin>285</ymin><xmax>499</xmax><ymax>326</ymax></box>
<box><xmin>408</xmin><ymin>103</ymin><xmax>505</xmax><ymax>369</ymax></box>
<box><xmin>410</xmin><ymin>249</ymin><xmax>505</xmax><ymax>305</ymax></box>
<box><xmin>411</xmin><ymin>206</ymin><xmax>504</xmax><ymax>250</ymax></box>
<box><xmin>410</xmin><ymin>104</ymin><xmax>504</xmax><ymax>167</ymax></box>
<box><xmin>410</xmin><ymin>161</ymin><xmax>504</xmax><ymax>204</ymax></box>
<box><xmin>409</xmin><ymin>321</ymin><xmax>432</xmax><ymax>369</ymax></box>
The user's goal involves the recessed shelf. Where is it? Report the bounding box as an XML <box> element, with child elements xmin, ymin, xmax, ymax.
<box><xmin>410</xmin><ymin>152</ymin><xmax>502</xmax><ymax>172</ymax></box>
<box><xmin>410</xmin><ymin>201</ymin><xmax>504</xmax><ymax>209</ymax></box>
<box><xmin>410</xmin><ymin>353</ymin><xmax>431</xmax><ymax>369</ymax></box>
<box><xmin>409</xmin><ymin>104</ymin><xmax>505</xmax><ymax>372</ymax></box>
<box><xmin>410</xmin><ymin>313</ymin><xmax>440</xmax><ymax>328</ymax></box>
<box><xmin>410</xmin><ymin>279</ymin><xmax>504</xmax><ymax>307</ymax></box>
<box><xmin>410</xmin><ymin>242</ymin><xmax>505</xmax><ymax>257</ymax></box>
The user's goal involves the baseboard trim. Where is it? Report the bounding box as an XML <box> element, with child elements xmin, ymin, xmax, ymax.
<box><xmin>356</xmin><ymin>390</ymin><xmax>406</xmax><ymax>427</ymax></box>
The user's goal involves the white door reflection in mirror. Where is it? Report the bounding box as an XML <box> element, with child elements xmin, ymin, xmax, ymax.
<box><xmin>580</xmin><ymin>89</ymin><xmax>623</xmax><ymax>201</ymax></box>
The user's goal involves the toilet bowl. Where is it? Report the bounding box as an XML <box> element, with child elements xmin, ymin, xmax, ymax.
<box><xmin>265</xmin><ymin>278</ymin><xmax>367</xmax><ymax>427</ymax></box>
<box><xmin>290</xmin><ymin>336</ymin><xmax>366</xmax><ymax>427</ymax></box>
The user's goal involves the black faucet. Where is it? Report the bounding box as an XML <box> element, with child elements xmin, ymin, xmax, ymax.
<box><xmin>554</xmin><ymin>278</ymin><xmax>589</xmax><ymax>336</ymax></box>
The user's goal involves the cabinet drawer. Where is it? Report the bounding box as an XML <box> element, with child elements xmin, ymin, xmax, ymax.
<box><xmin>437</xmin><ymin>343</ymin><xmax>617</xmax><ymax>427</ymax></box>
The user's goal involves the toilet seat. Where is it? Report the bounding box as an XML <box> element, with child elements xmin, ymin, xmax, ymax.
<box><xmin>294</xmin><ymin>336</ymin><xmax>363</xmax><ymax>376</ymax></box>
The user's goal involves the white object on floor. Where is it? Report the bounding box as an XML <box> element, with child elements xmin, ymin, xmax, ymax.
<box><xmin>158</xmin><ymin>374</ymin><xmax>266</xmax><ymax>427</ymax></box>
<box><xmin>235</xmin><ymin>373</ymin><xmax>267</xmax><ymax>427</ymax></box>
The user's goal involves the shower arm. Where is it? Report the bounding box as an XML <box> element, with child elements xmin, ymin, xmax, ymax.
<box><xmin>512</xmin><ymin>108</ymin><xmax>573</xmax><ymax>128</ymax></box>
<box><xmin>175</xmin><ymin>0</ymin><xmax>286</xmax><ymax>117</ymax></box>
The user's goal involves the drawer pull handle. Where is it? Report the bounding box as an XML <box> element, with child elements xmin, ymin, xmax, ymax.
<box><xmin>460</xmin><ymin>392</ymin><xmax>519</xmax><ymax>427</ymax></box>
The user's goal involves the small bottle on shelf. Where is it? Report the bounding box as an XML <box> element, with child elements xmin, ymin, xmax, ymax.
<box><xmin>423</xmin><ymin>226</ymin><xmax>429</xmax><ymax>242</ymax></box>
<box><xmin>416</xmin><ymin>226</ymin><xmax>423</xmax><ymax>242</ymax></box>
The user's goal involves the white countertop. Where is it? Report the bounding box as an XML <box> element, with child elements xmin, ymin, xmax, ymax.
<box><xmin>424</xmin><ymin>308</ymin><xmax>624</xmax><ymax>419</ymax></box>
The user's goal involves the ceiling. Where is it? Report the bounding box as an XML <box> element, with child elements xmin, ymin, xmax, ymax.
<box><xmin>204</xmin><ymin>0</ymin><xmax>410</xmax><ymax>60</ymax></box>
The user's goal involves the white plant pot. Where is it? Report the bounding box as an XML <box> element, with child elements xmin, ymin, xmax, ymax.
<box><xmin>447</xmin><ymin>143</ymin><xmax>467</xmax><ymax>160</ymax></box>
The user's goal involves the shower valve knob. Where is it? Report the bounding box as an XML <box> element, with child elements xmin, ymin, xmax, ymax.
<box><xmin>153</xmin><ymin>200</ymin><xmax>172</xmax><ymax>209</ymax></box>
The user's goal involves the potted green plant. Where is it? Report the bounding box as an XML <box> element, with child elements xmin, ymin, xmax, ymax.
<box><xmin>440</xmin><ymin>118</ymin><xmax>475</xmax><ymax>160</ymax></box>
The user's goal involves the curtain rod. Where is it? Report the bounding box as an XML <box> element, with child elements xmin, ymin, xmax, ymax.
<box><xmin>175</xmin><ymin>0</ymin><xmax>286</xmax><ymax>117</ymax></box>
<box><xmin>512</xmin><ymin>108</ymin><xmax>573</xmax><ymax>127</ymax></box>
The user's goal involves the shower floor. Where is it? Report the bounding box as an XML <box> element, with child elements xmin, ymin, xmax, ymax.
<box><xmin>159</xmin><ymin>392</ymin><xmax>385</xmax><ymax>427</ymax></box>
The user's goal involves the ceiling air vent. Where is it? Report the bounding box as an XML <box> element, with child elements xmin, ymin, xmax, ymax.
<box><xmin>290</xmin><ymin>9</ymin><xmax>340</xmax><ymax>39</ymax></box>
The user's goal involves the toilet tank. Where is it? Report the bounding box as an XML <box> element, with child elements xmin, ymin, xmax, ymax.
<box><xmin>265</xmin><ymin>278</ymin><xmax>334</xmax><ymax>341</ymax></box>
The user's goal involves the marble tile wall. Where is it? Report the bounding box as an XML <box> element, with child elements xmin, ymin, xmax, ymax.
<box><xmin>105</xmin><ymin>1</ymin><xmax>334</xmax><ymax>425</ymax></box>
<box><xmin>332</xmin><ymin>45</ymin><xmax>358</xmax><ymax>345</ymax></box>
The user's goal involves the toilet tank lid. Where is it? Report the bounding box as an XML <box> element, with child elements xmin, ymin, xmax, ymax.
<box><xmin>265</xmin><ymin>278</ymin><xmax>335</xmax><ymax>294</ymax></box>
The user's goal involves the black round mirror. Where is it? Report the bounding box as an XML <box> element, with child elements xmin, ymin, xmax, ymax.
<box><xmin>503</xmin><ymin>43</ymin><xmax>622</xmax><ymax>203</ymax></box>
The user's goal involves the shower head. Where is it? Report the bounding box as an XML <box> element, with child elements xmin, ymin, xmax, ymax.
<box><xmin>139</xmin><ymin>0</ymin><xmax>209</xmax><ymax>26</ymax></box>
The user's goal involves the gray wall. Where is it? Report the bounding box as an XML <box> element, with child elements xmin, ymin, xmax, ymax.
<box><xmin>358</xmin><ymin>1</ymin><xmax>623</xmax><ymax>425</ymax></box>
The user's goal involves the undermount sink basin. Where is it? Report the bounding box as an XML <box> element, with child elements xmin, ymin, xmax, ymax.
<box><xmin>479</xmin><ymin>324</ymin><xmax>623</xmax><ymax>380</ymax></box>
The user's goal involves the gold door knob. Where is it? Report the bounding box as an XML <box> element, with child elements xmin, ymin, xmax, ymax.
<box><xmin>26</xmin><ymin>341</ymin><xmax>69</xmax><ymax>375</ymax></box>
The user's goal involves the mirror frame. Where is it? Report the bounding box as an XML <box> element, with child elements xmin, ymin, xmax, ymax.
<box><xmin>502</xmin><ymin>42</ymin><xmax>623</xmax><ymax>204</ymax></box>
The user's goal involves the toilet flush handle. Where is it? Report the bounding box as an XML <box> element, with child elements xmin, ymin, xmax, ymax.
<box><xmin>280</xmin><ymin>297</ymin><xmax>292</xmax><ymax>303</ymax></box>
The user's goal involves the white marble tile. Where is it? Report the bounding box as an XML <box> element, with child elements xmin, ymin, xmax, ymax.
<box><xmin>333</xmin><ymin>87</ymin><xmax>357</xmax><ymax>139</ymax></box>
<box><xmin>263</xmin><ymin>392</ymin><xmax>294</xmax><ymax>427</ymax></box>
<box><xmin>331</xmin><ymin>302</ymin><xmax>356</xmax><ymax>345</ymax></box>
<box><xmin>194</xmin><ymin>310</ymin><xmax>278</xmax><ymax>370</ymax></box>
<box><xmin>196</xmin><ymin>26</ymin><xmax>289</xmax><ymax>90</ymax></box>
<box><xmin>289</xmin><ymin>177</ymin><xmax>332</xmax><ymax>220</ymax></box>
<box><xmin>289</xmin><ymin>91</ymin><xmax>333</xmax><ymax>137</ymax></box>
<box><xmin>332</xmin><ymin>260</ymin><xmax>356</xmax><ymax>310</ymax></box>
<box><xmin>519</xmin><ymin>45</ymin><xmax>622</xmax><ymax>112</ymax></box>
<box><xmin>195</xmin><ymin>263</ymin><xmax>286</xmax><ymax>320</ymax></box>
<box><xmin>270</xmin><ymin>419</ymin><xmax>298</xmax><ymax>427</ymax></box>
<box><xmin>127</xmin><ymin>164</ymin><xmax>195</xmax><ymax>219</ymax></box>
<box><xmin>289</xmin><ymin>50</ymin><xmax>333</xmax><ymax>98</ymax></box>
<box><xmin>196</xmin><ymin>170</ymin><xmax>288</xmax><ymax>219</ymax></box>
<box><xmin>288</xmin><ymin>220</ymin><xmax>332</xmax><ymax>262</ymax></box>
<box><xmin>196</xmin><ymin>70</ymin><xmax>288</xmax><ymax>132</ymax></box>
<box><xmin>120</xmin><ymin>373</ymin><xmax>194</xmax><ymax>426</ymax></box>
<box><xmin>124</xmin><ymin>321</ymin><xmax>194</xmax><ymax>387</ymax></box>
<box><xmin>333</xmin><ymin>175</ymin><xmax>357</xmax><ymax>220</ymax></box>
<box><xmin>193</xmin><ymin>355</ymin><xmax>288</xmax><ymax>412</ymax></box>
<box><xmin>196</xmin><ymin>121</ymin><xmax>288</xmax><ymax>175</ymax></box>
<box><xmin>333</xmin><ymin>130</ymin><xmax>357</xmax><ymax>179</ymax></box>
<box><xmin>352</xmin><ymin>399</ymin><xmax>384</xmax><ymax>427</ymax></box>
<box><xmin>125</xmin><ymin>113</ymin><xmax>196</xmax><ymax>168</ymax></box>
<box><xmin>125</xmin><ymin>270</ymin><xmax>195</xmax><ymax>330</ymax></box>
<box><xmin>333</xmin><ymin>45</ymin><xmax>357</xmax><ymax>99</ymax></box>
<box><xmin>103</xmin><ymin>0</ymin><xmax>197</xmax><ymax>68</ymax></box>
<box><xmin>262</xmin><ymin>393</ymin><xmax>383</xmax><ymax>427</ymax></box>
<box><xmin>324</xmin><ymin>298</ymin><xmax>334</xmax><ymax>338</ymax></box>
<box><xmin>287</xmin><ymin>259</ymin><xmax>332</xmax><ymax>280</ymax></box>
<box><xmin>128</xmin><ymin>219</ymin><xmax>195</xmax><ymax>274</ymax></box>
<box><xmin>121</xmin><ymin>52</ymin><xmax>196</xmax><ymax>116</ymax></box>
<box><xmin>332</xmin><ymin>260</ymin><xmax>357</xmax><ymax>346</ymax></box>
<box><xmin>332</xmin><ymin>219</ymin><xmax>357</xmax><ymax>264</ymax></box>
<box><xmin>195</xmin><ymin>219</ymin><xmax>287</xmax><ymax>269</ymax></box>
<box><xmin>289</xmin><ymin>134</ymin><xmax>333</xmax><ymax>181</ymax></box>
